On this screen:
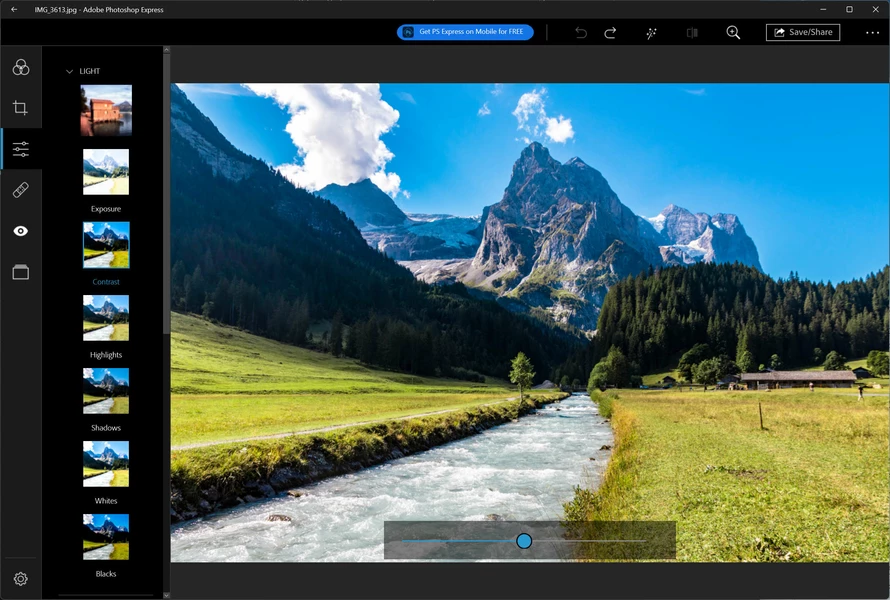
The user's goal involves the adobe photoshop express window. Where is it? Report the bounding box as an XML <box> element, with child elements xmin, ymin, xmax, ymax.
<box><xmin>0</xmin><ymin>1</ymin><xmax>888</xmax><ymax>599</ymax></box>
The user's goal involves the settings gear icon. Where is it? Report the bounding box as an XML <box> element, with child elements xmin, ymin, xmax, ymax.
<box><xmin>13</xmin><ymin>572</ymin><xmax>28</xmax><ymax>586</ymax></box>
<box><xmin>12</xmin><ymin>59</ymin><xmax>30</xmax><ymax>76</ymax></box>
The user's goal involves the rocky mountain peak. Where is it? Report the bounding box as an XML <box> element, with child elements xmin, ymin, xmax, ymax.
<box><xmin>317</xmin><ymin>178</ymin><xmax>408</xmax><ymax>229</ymax></box>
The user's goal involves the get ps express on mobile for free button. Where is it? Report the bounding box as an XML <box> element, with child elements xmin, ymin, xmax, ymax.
<box><xmin>766</xmin><ymin>23</ymin><xmax>841</xmax><ymax>41</ymax></box>
<box><xmin>397</xmin><ymin>24</ymin><xmax>534</xmax><ymax>41</ymax></box>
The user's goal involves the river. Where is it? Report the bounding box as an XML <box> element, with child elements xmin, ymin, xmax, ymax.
<box><xmin>170</xmin><ymin>393</ymin><xmax>613</xmax><ymax>562</ymax></box>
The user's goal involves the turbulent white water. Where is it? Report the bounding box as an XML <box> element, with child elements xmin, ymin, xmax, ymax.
<box><xmin>170</xmin><ymin>394</ymin><xmax>613</xmax><ymax>562</ymax></box>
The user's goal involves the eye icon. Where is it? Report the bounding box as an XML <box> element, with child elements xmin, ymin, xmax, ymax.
<box><xmin>13</xmin><ymin>225</ymin><xmax>28</xmax><ymax>237</ymax></box>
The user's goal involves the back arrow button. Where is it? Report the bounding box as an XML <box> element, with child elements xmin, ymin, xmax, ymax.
<box><xmin>575</xmin><ymin>27</ymin><xmax>588</xmax><ymax>39</ymax></box>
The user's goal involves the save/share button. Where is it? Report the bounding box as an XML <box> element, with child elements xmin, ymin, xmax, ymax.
<box><xmin>766</xmin><ymin>23</ymin><xmax>841</xmax><ymax>42</ymax></box>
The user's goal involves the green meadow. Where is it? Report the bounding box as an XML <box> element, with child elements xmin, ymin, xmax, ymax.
<box><xmin>567</xmin><ymin>388</ymin><xmax>889</xmax><ymax>562</ymax></box>
<box><xmin>82</xmin><ymin>541</ymin><xmax>107</xmax><ymax>551</ymax></box>
<box><xmin>110</xmin><ymin>543</ymin><xmax>129</xmax><ymax>560</ymax></box>
<box><xmin>83</xmin><ymin>393</ymin><xmax>108</xmax><ymax>406</ymax></box>
<box><xmin>82</xmin><ymin>467</ymin><xmax>105</xmax><ymax>479</ymax></box>
<box><xmin>110</xmin><ymin>324</ymin><xmax>129</xmax><ymax>341</ymax></box>
<box><xmin>171</xmin><ymin>312</ymin><xmax>516</xmax><ymax>447</ymax></box>
<box><xmin>111</xmin><ymin>471</ymin><xmax>129</xmax><ymax>487</ymax></box>
<box><xmin>83</xmin><ymin>321</ymin><xmax>105</xmax><ymax>333</ymax></box>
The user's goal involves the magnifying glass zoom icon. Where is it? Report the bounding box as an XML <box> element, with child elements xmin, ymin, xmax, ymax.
<box><xmin>726</xmin><ymin>25</ymin><xmax>741</xmax><ymax>39</ymax></box>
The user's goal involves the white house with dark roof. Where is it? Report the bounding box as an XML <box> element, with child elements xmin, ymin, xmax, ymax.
<box><xmin>739</xmin><ymin>370</ymin><xmax>856</xmax><ymax>389</ymax></box>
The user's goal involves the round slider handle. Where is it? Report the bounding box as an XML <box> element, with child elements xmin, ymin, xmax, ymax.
<box><xmin>516</xmin><ymin>533</ymin><xmax>533</xmax><ymax>549</ymax></box>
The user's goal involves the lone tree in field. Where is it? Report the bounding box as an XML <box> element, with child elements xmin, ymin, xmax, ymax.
<box><xmin>510</xmin><ymin>352</ymin><xmax>536</xmax><ymax>403</ymax></box>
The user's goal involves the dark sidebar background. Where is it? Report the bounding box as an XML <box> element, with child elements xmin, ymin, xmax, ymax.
<box><xmin>37</xmin><ymin>46</ymin><xmax>165</xmax><ymax>599</ymax></box>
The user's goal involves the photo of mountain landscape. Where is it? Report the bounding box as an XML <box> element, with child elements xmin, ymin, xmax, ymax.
<box><xmin>83</xmin><ymin>514</ymin><xmax>129</xmax><ymax>560</ymax></box>
<box><xmin>83</xmin><ymin>221</ymin><xmax>129</xmax><ymax>269</ymax></box>
<box><xmin>83</xmin><ymin>367</ymin><xmax>130</xmax><ymax>415</ymax></box>
<box><xmin>168</xmin><ymin>83</ymin><xmax>888</xmax><ymax>563</ymax></box>
<box><xmin>83</xmin><ymin>441</ymin><xmax>130</xmax><ymax>487</ymax></box>
<box><xmin>81</xmin><ymin>84</ymin><xmax>132</xmax><ymax>137</ymax></box>
<box><xmin>83</xmin><ymin>149</ymin><xmax>130</xmax><ymax>195</ymax></box>
<box><xmin>83</xmin><ymin>294</ymin><xmax>129</xmax><ymax>341</ymax></box>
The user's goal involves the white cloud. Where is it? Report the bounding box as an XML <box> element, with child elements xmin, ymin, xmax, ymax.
<box><xmin>84</xmin><ymin>222</ymin><xmax>95</xmax><ymax>233</ymax></box>
<box><xmin>512</xmin><ymin>88</ymin><xmax>574</xmax><ymax>144</ymax></box>
<box><xmin>684</xmin><ymin>88</ymin><xmax>707</xmax><ymax>96</ymax></box>
<box><xmin>83</xmin><ymin>368</ymin><xmax>94</xmax><ymax>379</ymax></box>
<box><xmin>395</xmin><ymin>91</ymin><xmax>417</xmax><ymax>105</ymax></box>
<box><xmin>545</xmin><ymin>115</ymin><xmax>574</xmax><ymax>143</ymax></box>
<box><xmin>491</xmin><ymin>84</ymin><xmax>504</xmax><ymax>96</ymax></box>
<box><xmin>370</xmin><ymin>171</ymin><xmax>401</xmax><ymax>196</ymax></box>
<box><xmin>477</xmin><ymin>102</ymin><xmax>491</xmax><ymax>117</ymax></box>
<box><xmin>83</xmin><ymin>514</ymin><xmax>95</xmax><ymax>526</ymax></box>
<box><xmin>402</xmin><ymin>190</ymin><xmax>411</xmax><ymax>200</ymax></box>
<box><xmin>244</xmin><ymin>84</ymin><xmax>405</xmax><ymax>198</ymax></box>
<box><xmin>83</xmin><ymin>441</ymin><xmax>94</xmax><ymax>452</ymax></box>
<box><xmin>83</xmin><ymin>295</ymin><xmax>94</xmax><ymax>306</ymax></box>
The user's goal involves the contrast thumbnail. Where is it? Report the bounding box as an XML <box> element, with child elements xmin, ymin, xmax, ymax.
<box><xmin>83</xmin><ymin>221</ymin><xmax>129</xmax><ymax>269</ymax></box>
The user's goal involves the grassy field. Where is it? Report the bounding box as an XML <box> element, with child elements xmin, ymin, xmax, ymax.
<box><xmin>110</xmin><ymin>324</ymin><xmax>129</xmax><ymax>341</ymax></box>
<box><xmin>110</xmin><ymin>251</ymin><xmax>129</xmax><ymax>268</ymax></box>
<box><xmin>83</xmin><ymin>320</ymin><xmax>106</xmax><ymax>333</ymax></box>
<box><xmin>110</xmin><ymin>178</ymin><xmax>129</xmax><ymax>195</ymax></box>
<box><xmin>84</xmin><ymin>249</ymin><xmax>108</xmax><ymax>259</ymax></box>
<box><xmin>111</xmin><ymin>470</ymin><xmax>129</xmax><ymax>487</ymax></box>
<box><xmin>83</xmin><ymin>393</ymin><xmax>108</xmax><ymax>406</ymax></box>
<box><xmin>171</xmin><ymin>313</ymin><xmax>517</xmax><ymax>446</ymax></box>
<box><xmin>82</xmin><ymin>467</ymin><xmax>106</xmax><ymax>479</ymax></box>
<box><xmin>83</xmin><ymin>175</ymin><xmax>105</xmax><ymax>187</ymax></box>
<box><xmin>110</xmin><ymin>543</ymin><xmax>129</xmax><ymax>560</ymax></box>
<box><xmin>110</xmin><ymin>397</ymin><xmax>129</xmax><ymax>414</ymax></box>
<box><xmin>83</xmin><ymin>541</ymin><xmax>107</xmax><ymax>551</ymax></box>
<box><xmin>567</xmin><ymin>388</ymin><xmax>889</xmax><ymax>561</ymax></box>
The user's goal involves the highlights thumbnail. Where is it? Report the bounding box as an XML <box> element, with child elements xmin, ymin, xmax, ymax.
<box><xmin>83</xmin><ymin>294</ymin><xmax>129</xmax><ymax>341</ymax></box>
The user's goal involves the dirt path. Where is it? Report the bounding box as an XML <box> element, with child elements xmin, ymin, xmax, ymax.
<box><xmin>83</xmin><ymin>544</ymin><xmax>112</xmax><ymax>560</ymax></box>
<box><xmin>171</xmin><ymin>396</ymin><xmax>522</xmax><ymax>451</ymax></box>
<box><xmin>84</xmin><ymin>251</ymin><xmax>113</xmax><ymax>268</ymax></box>
<box><xmin>83</xmin><ymin>471</ymin><xmax>113</xmax><ymax>487</ymax></box>
<box><xmin>84</xmin><ymin>398</ymin><xmax>114</xmax><ymax>414</ymax></box>
<box><xmin>83</xmin><ymin>325</ymin><xmax>114</xmax><ymax>341</ymax></box>
<box><xmin>84</xmin><ymin>179</ymin><xmax>114</xmax><ymax>195</ymax></box>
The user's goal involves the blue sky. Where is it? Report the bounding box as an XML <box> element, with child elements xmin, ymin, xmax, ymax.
<box><xmin>178</xmin><ymin>83</ymin><xmax>889</xmax><ymax>283</ymax></box>
<box><xmin>83</xmin><ymin>294</ymin><xmax>129</xmax><ymax>311</ymax></box>
<box><xmin>84</xmin><ymin>221</ymin><xmax>129</xmax><ymax>237</ymax></box>
<box><xmin>83</xmin><ymin>149</ymin><xmax>129</xmax><ymax>166</ymax></box>
<box><xmin>82</xmin><ymin>84</ymin><xmax>132</xmax><ymax>106</ymax></box>
<box><xmin>83</xmin><ymin>367</ymin><xmax>129</xmax><ymax>384</ymax></box>
<box><xmin>83</xmin><ymin>513</ymin><xmax>129</xmax><ymax>529</ymax></box>
<box><xmin>83</xmin><ymin>441</ymin><xmax>129</xmax><ymax>457</ymax></box>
